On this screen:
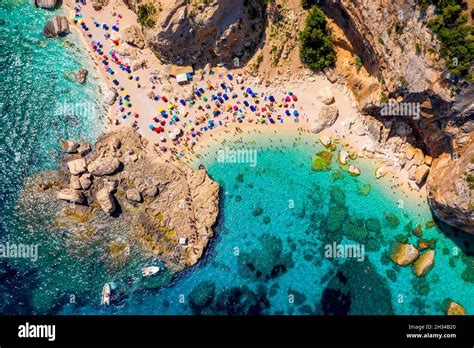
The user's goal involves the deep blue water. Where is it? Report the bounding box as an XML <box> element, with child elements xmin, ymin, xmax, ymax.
<box><xmin>2</xmin><ymin>0</ymin><xmax>474</xmax><ymax>316</ymax></box>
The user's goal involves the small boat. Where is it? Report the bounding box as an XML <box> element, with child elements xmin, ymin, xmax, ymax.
<box><xmin>142</xmin><ymin>266</ymin><xmax>160</xmax><ymax>277</ymax></box>
<box><xmin>101</xmin><ymin>282</ymin><xmax>116</xmax><ymax>306</ymax></box>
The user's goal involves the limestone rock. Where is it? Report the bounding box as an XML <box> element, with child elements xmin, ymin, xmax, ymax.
<box><xmin>413</xmin><ymin>148</ymin><xmax>425</xmax><ymax>166</ymax></box>
<box><xmin>77</xmin><ymin>142</ymin><xmax>91</xmax><ymax>156</ymax></box>
<box><xmin>310</xmin><ymin>105</ymin><xmax>339</xmax><ymax>134</ymax></box>
<box><xmin>415</xmin><ymin>164</ymin><xmax>430</xmax><ymax>187</ymax></box>
<box><xmin>67</xmin><ymin>158</ymin><xmax>87</xmax><ymax>176</ymax></box>
<box><xmin>140</xmin><ymin>0</ymin><xmax>265</xmax><ymax>66</ymax></box>
<box><xmin>338</xmin><ymin>151</ymin><xmax>348</xmax><ymax>165</ymax></box>
<box><xmin>57</xmin><ymin>189</ymin><xmax>85</xmax><ymax>204</ymax></box>
<box><xmin>69</xmin><ymin>175</ymin><xmax>82</xmax><ymax>190</ymax></box>
<box><xmin>144</xmin><ymin>185</ymin><xmax>159</xmax><ymax>198</ymax></box>
<box><xmin>33</xmin><ymin>0</ymin><xmax>57</xmax><ymax>9</ymax></box>
<box><xmin>88</xmin><ymin>157</ymin><xmax>121</xmax><ymax>176</ymax></box>
<box><xmin>75</xmin><ymin>69</ymin><xmax>88</xmax><ymax>84</ymax></box>
<box><xmin>427</xmin><ymin>144</ymin><xmax>474</xmax><ymax>233</ymax></box>
<box><xmin>79</xmin><ymin>174</ymin><xmax>92</xmax><ymax>190</ymax></box>
<box><xmin>413</xmin><ymin>250</ymin><xmax>435</xmax><ymax>277</ymax></box>
<box><xmin>348</xmin><ymin>165</ymin><xmax>361</xmax><ymax>176</ymax></box>
<box><xmin>60</xmin><ymin>140</ymin><xmax>79</xmax><ymax>154</ymax></box>
<box><xmin>126</xmin><ymin>188</ymin><xmax>142</xmax><ymax>203</ymax></box>
<box><xmin>319</xmin><ymin>135</ymin><xmax>332</xmax><ymax>148</ymax></box>
<box><xmin>43</xmin><ymin>16</ymin><xmax>69</xmax><ymax>38</ymax></box>
<box><xmin>96</xmin><ymin>187</ymin><xmax>116</xmax><ymax>214</ymax></box>
<box><xmin>446</xmin><ymin>301</ymin><xmax>466</xmax><ymax>315</ymax></box>
<box><xmin>390</xmin><ymin>243</ymin><xmax>419</xmax><ymax>266</ymax></box>
<box><xmin>104</xmin><ymin>89</ymin><xmax>117</xmax><ymax>106</ymax></box>
<box><xmin>374</xmin><ymin>166</ymin><xmax>387</xmax><ymax>179</ymax></box>
<box><xmin>121</xmin><ymin>25</ymin><xmax>145</xmax><ymax>49</ymax></box>
<box><xmin>316</xmin><ymin>87</ymin><xmax>335</xmax><ymax>105</ymax></box>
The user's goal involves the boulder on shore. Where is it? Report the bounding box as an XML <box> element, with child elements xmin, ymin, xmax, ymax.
<box><xmin>310</xmin><ymin>105</ymin><xmax>339</xmax><ymax>134</ymax></box>
<box><xmin>60</xmin><ymin>140</ymin><xmax>80</xmax><ymax>154</ymax></box>
<box><xmin>67</xmin><ymin>158</ymin><xmax>87</xmax><ymax>176</ymax></box>
<box><xmin>96</xmin><ymin>187</ymin><xmax>116</xmax><ymax>214</ymax></box>
<box><xmin>104</xmin><ymin>89</ymin><xmax>117</xmax><ymax>106</ymax></box>
<box><xmin>43</xmin><ymin>16</ymin><xmax>69</xmax><ymax>38</ymax></box>
<box><xmin>126</xmin><ymin>188</ymin><xmax>142</xmax><ymax>203</ymax></box>
<box><xmin>57</xmin><ymin>189</ymin><xmax>85</xmax><ymax>204</ymax></box>
<box><xmin>316</xmin><ymin>87</ymin><xmax>335</xmax><ymax>105</ymax></box>
<box><xmin>88</xmin><ymin>157</ymin><xmax>121</xmax><ymax>176</ymax></box>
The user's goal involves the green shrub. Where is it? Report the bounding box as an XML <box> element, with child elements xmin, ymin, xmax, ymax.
<box><xmin>424</xmin><ymin>0</ymin><xmax>474</xmax><ymax>81</ymax></box>
<box><xmin>299</xmin><ymin>6</ymin><xmax>336</xmax><ymax>72</ymax></box>
<box><xmin>137</xmin><ymin>3</ymin><xmax>157</xmax><ymax>28</ymax></box>
<box><xmin>354</xmin><ymin>55</ymin><xmax>362</xmax><ymax>72</ymax></box>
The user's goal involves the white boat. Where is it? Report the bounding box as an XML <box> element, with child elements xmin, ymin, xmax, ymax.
<box><xmin>101</xmin><ymin>283</ymin><xmax>111</xmax><ymax>306</ymax></box>
<box><xmin>142</xmin><ymin>266</ymin><xmax>160</xmax><ymax>277</ymax></box>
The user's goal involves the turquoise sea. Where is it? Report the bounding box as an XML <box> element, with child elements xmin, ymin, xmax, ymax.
<box><xmin>2</xmin><ymin>0</ymin><xmax>474</xmax><ymax>315</ymax></box>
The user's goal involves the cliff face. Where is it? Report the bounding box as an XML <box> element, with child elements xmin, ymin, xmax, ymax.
<box><xmin>427</xmin><ymin>141</ymin><xmax>474</xmax><ymax>233</ymax></box>
<box><xmin>322</xmin><ymin>0</ymin><xmax>450</xmax><ymax>104</ymax></box>
<box><xmin>19</xmin><ymin>128</ymin><xmax>219</xmax><ymax>272</ymax></box>
<box><xmin>319</xmin><ymin>0</ymin><xmax>474</xmax><ymax>232</ymax></box>
<box><xmin>126</xmin><ymin>0</ymin><xmax>266</xmax><ymax>67</ymax></box>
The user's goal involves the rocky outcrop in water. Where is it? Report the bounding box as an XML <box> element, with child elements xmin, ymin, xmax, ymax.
<box><xmin>43</xmin><ymin>16</ymin><xmax>70</xmax><ymax>38</ymax></box>
<box><xmin>125</xmin><ymin>0</ymin><xmax>266</xmax><ymax>66</ymax></box>
<box><xmin>75</xmin><ymin>69</ymin><xmax>88</xmax><ymax>84</ymax></box>
<box><xmin>33</xmin><ymin>0</ymin><xmax>58</xmax><ymax>10</ymax></box>
<box><xmin>19</xmin><ymin>128</ymin><xmax>219</xmax><ymax>272</ymax></box>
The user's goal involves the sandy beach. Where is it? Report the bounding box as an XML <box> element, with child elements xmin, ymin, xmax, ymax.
<box><xmin>64</xmin><ymin>0</ymin><xmax>427</xmax><ymax>204</ymax></box>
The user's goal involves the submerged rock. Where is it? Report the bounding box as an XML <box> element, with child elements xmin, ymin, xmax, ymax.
<box><xmin>33</xmin><ymin>0</ymin><xmax>58</xmax><ymax>9</ymax></box>
<box><xmin>413</xmin><ymin>250</ymin><xmax>435</xmax><ymax>277</ymax></box>
<box><xmin>311</xmin><ymin>151</ymin><xmax>333</xmax><ymax>171</ymax></box>
<box><xmin>75</xmin><ymin>69</ymin><xmax>88</xmax><ymax>84</ymax></box>
<box><xmin>446</xmin><ymin>300</ymin><xmax>466</xmax><ymax>315</ymax></box>
<box><xmin>390</xmin><ymin>243</ymin><xmax>419</xmax><ymax>266</ymax></box>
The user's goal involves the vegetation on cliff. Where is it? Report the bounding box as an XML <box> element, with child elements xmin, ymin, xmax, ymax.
<box><xmin>418</xmin><ymin>0</ymin><xmax>474</xmax><ymax>81</ymax></box>
<box><xmin>137</xmin><ymin>3</ymin><xmax>157</xmax><ymax>28</ymax></box>
<box><xmin>299</xmin><ymin>6</ymin><xmax>335</xmax><ymax>72</ymax></box>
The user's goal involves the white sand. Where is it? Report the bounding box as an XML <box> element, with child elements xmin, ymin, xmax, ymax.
<box><xmin>65</xmin><ymin>0</ymin><xmax>427</xmax><ymax>204</ymax></box>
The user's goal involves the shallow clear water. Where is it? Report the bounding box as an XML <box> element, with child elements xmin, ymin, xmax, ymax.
<box><xmin>2</xmin><ymin>0</ymin><xmax>474</xmax><ymax>316</ymax></box>
<box><xmin>0</xmin><ymin>0</ymin><xmax>107</xmax><ymax>314</ymax></box>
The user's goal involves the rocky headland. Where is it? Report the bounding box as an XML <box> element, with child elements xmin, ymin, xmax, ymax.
<box><xmin>19</xmin><ymin>128</ymin><xmax>219</xmax><ymax>273</ymax></box>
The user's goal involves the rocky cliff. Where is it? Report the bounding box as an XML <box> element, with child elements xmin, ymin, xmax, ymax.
<box><xmin>125</xmin><ymin>0</ymin><xmax>266</xmax><ymax>67</ymax></box>
<box><xmin>317</xmin><ymin>0</ymin><xmax>474</xmax><ymax>232</ymax></box>
<box><xmin>19</xmin><ymin>128</ymin><xmax>219</xmax><ymax>272</ymax></box>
